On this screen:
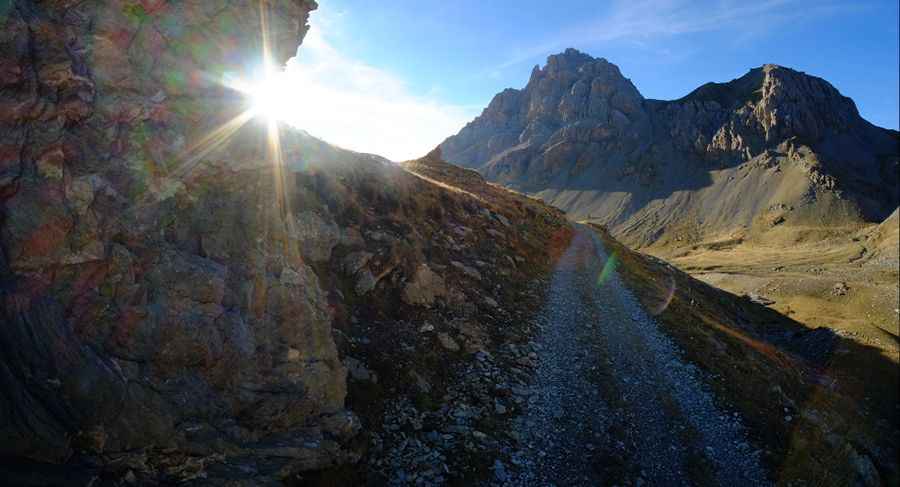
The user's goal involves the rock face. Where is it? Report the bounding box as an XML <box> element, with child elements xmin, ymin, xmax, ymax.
<box><xmin>0</xmin><ymin>0</ymin><xmax>364</xmax><ymax>480</ymax></box>
<box><xmin>441</xmin><ymin>48</ymin><xmax>899</xmax><ymax>246</ymax></box>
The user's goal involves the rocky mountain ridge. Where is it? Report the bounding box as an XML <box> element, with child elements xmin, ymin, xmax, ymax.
<box><xmin>441</xmin><ymin>48</ymin><xmax>899</xmax><ymax>247</ymax></box>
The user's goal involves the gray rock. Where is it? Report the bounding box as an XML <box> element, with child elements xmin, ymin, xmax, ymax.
<box><xmin>355</xmin><ymin>269</ymin><xmax>377</xmax><ymax>295</ymax></box>
<box><xmin>293</xmin><ymin>211</ymin><xmax>341</xmax><ymax>263</ymax></box>
<box><xmin>402</xmin><ymin>264</ymin><xmax>447</xmax><ymax>307</ymax></box>
<box><xmin>436</xmin><ymin>332</ymin><xmax>461</xmax><ymax>352</ymax></box>
<box><xmin>832</xmin><ymin>281</ymin><xmax>850</xmax><ymax>296</ymax></box>
<box><xmin>345</xmin><ymin>356</ymin><xmax>376</xmax><ymax>383</ymax></box>
<box><xmin>0</xmin><ymin>0</ymin><xmax>360</xmax><ymax>478</ymax></box>
<box><xmin>342</xmin><ymin>251</ymin><xmax>374</xmax><ymax>275</ymax></box>
<box><xmin>450</xmin><ymin>261</ymin><xmax>482</xmax><ymax>281</ymax></box>
<box><xmin>745</xmin><ymin>292</ymin><xmax>775</xmax><ymax>306</ymax></box>
<box><xmin>409</xmin><ymin>370</ymin><xmax>431</xmax><ymax>393</ymax></box>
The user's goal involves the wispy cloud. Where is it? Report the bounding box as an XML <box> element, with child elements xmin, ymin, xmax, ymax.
<box><xmin>497</xmin><ymin>0</ymin><xmax>857</xmax><ymax>70</ymax></box>
<box><xmin>274</xmin><ymin>17</ymin><xmax>479</xmax><ymax>161</ymax></box>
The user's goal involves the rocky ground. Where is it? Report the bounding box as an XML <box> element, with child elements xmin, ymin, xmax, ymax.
<box><xmin>284</xmin><ymin>152</ymin><xmax>574</xmax><ymax>486</ymax></box>
<box><xmin>306</xmin><ymin>226</ymin><xmax>774</xmax><ymax>487</ymax></box>
<box><xmin>510</xmin><ymin>228</ymin><xmax>767</xmax><ymax>486</ymax></box>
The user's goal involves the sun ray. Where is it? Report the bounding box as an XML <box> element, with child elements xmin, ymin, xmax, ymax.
<box><xmin>175</xmin><ymin>108</ymin><xmax>257</xmax><ymax>176</ymax></box>
<box><xmin>258</xmin><ymin>0</ymin><xmax>292</xmax><ymax>222</ymax></box>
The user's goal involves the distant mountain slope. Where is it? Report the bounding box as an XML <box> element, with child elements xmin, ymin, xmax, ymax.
<box><xmin>441</xmin><ymin>49</ymin><xmax>899</xmax><ymax>247</ymax></box>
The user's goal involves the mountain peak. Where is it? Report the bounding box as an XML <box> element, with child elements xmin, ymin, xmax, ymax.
<box><xmin>548</xmin><ymin>47</ymin><xmax>596</xmax><ymax>64</ymax></box>
<box><xmin>535</xmin><ymin>48</ymin><xmax>618</xmax><ymax>80</ymax></box>
<box><xmin>761</xmin><ymin>62</ymin><xmax>787</xmax><ymax>72</ymax></box>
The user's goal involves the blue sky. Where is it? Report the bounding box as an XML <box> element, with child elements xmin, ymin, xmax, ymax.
<box><xmin>279</xmin><ymin>0</ymin><xmax>899</xmax><ymax>160</ymax></box>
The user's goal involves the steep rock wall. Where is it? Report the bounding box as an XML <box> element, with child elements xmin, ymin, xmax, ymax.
<box><xmin>0</xmin><ymin>0</ymin><xmax>359</xmax><ymax>478</ymax></box>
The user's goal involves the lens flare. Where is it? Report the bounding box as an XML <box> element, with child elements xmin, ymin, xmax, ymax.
<box><xmin>597</xmin><ymin>251</ymin><xmax>619</xmax><ymax>286</ymax></box>
<box><xmin>648</xmin><ymin>272</ymin><xmax>677</xmax><ymax>316</ymax></box>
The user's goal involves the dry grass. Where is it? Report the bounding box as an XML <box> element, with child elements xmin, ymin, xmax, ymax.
<box><xmin>591</xmin><ymin>224</ymin><xmax>898</xmax><ymax>486</ymax></box>
<box><xmin>643</xmin><ymin>214</ymin><xmax>899</xmax><ymax>356</ymax></box>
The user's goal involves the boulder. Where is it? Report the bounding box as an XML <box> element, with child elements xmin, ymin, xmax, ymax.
<box><xmin>293</xmin><ymin>211</ymin><xmax>341</xmax><ymax>262</ymax></box>
<box><xmin>345</xmin><ymin>356</ymin><xmax>376</xmax><ymax>383</ymax></box>
<box><xmin>402</xmin><ymin>264</ymin><xmax>447</xmax><ymax>307</ymax></box>
<box><xmin>355</xmin><ymin>269</ymin><xmax>377</xmax><ymax>295</ymax></box>
<box><xmin>436</xmin><ymin>332</ymin><xmax>461</xmax><ymax>352</ymax></box>
<box><xmin>451</xmin><ymin>260</ymin><xmax>482</xmax><ymax>280</ymax></box>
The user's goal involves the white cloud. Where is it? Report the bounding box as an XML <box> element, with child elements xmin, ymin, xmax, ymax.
<box><xmin>269</xmin><ymin>22</ymin><xmax>478</xmax><ymax>161</ymax></box>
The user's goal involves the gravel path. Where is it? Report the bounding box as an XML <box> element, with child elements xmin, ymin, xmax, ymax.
<box><xmin>509</xmin><ymin>226</ymin><xmax>769</xmax><ymax>486</ymax></box>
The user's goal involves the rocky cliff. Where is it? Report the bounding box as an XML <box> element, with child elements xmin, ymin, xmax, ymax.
<box><xmin>0</xmin><ymin>2</ymin><xmax>576</xmax><ymax>483</ymax></box>
<box><xmin>0</xmin><ymin>0</ymin><xmax>356</xmax><ymax>478</ymax></box>
<box><xmin>441</xmin><ymin>48</ymin><xmax>899</xmax><ymax>247</ymax></box>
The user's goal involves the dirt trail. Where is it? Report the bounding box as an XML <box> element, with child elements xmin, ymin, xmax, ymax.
<box><xmin>509</xmin><ymin>226</ymin><xmax>768</xmax><ymax>486</ymax></box>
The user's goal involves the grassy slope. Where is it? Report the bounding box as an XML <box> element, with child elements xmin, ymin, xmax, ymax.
<box><xmin>591</xmin><ymin>224</ymin><xmax>898</xmax><ymax>486</ymax></box>
<box><xmin>645</xmin><ymin>212</ymin><xmax>899</xmax><ymax>361</ymax></box>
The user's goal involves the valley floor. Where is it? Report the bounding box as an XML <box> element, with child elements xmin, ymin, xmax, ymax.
<box><xmin>655</xmin><ymin>237</ymin><xmax>899</xmax><ymax>360</ymax></box>
<box><xmin>508</xmin><ymin>227</ymin><xmax>767</xmax><ymax>486</ymax></box>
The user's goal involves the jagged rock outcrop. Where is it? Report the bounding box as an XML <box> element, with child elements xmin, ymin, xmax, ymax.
<box><xmin>442</xmin><ymin>48</ymin><xmax>899</xmax><ymax>247</ymax></box>
<box><xmin>0</xmin><ymin>0</ymin><xmax>366</xmax><ymax>481</ymax></box>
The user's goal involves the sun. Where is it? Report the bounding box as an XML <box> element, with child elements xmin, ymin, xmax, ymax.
<box><xmin>249</xmin><ymin>72</ymin><xmax>293</xmax><ymax>123</ymax></box>
<box><xmin>246</xmin><ymin>73</ymin><xmax>292</xmax><ymax>123</ymax></box>
<box><xmin>221</xmin><ymin>68</ymin><xmax>294</xmax><ymax>124</ymax></box>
